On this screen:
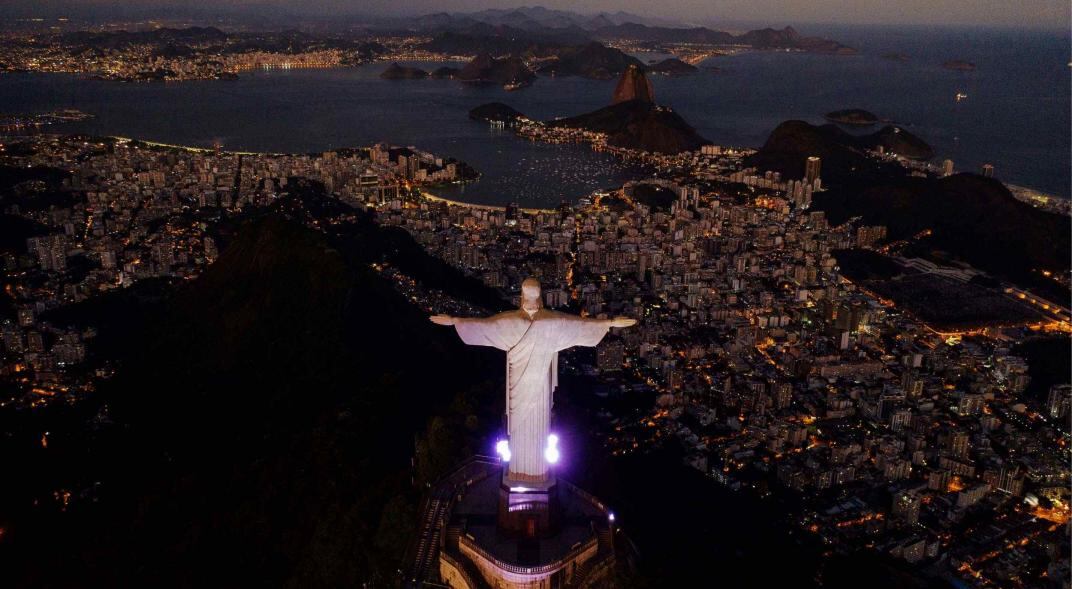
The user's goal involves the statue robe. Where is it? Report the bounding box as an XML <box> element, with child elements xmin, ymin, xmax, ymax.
<box><xmin>454</xmin><ymin>309</ymin><xmax>611</xmax><ymax>481</ymax></box>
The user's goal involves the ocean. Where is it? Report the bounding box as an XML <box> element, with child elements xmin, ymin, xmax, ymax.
<box><xmin>0</xmin><ymin>24</ymin><xmax>1067</xmax><ymax>205</ymax></box>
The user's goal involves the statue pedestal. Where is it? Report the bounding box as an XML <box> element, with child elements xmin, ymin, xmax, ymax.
<box><xmin>424</xmin><ymin>460</ymin><xmax>618</xmax><ymax>589</ymax></box>
<box><xmin>497</xmin><ymin>472</ymin><xmax>560</xmax><ymax>537</ymax></box>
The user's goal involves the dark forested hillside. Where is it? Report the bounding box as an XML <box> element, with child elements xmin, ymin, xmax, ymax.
<box><xmin>4</xmin><ymin>212</ymin><xmax>506</xmax><ymax>587</ymax></box>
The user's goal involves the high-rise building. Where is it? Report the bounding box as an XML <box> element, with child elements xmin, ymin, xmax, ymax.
<box><xmin>956</xmin><ymin>484</ymin><xmax>991</xmax><ymax>508</ymax></box>
<box><xmin>890</xmin><ymin>408</ymin><xmax>913</xmax><ymax>432</ymax></box>
<box><xmin>942</xmin><ymin>159</ymin><xmax>954</xmax><ymax>176</ymax></box>
<box><xmin>958</xmin><ymin>394</ymin><xmax>984</xmax><ymax>416</ymax></box>
<box><xmin>928</xmin><ymin>469</ymin><xmax>952</xmax><ymax>491</ymax></box>
<box><xmin>892</xmin><ymin>490</ymin><xmax>921</xmax><ymax>525</ymax></box>
<box><xmin>981</xmin><ymin>163</ymin><xmax>994</xmax><ymax>178</ymax></box>
<box><xmin>857</xmin><ymin>225</ymin><xmax>888</xmax><ymax>248</ymax></box>
<box><xmin>805</xmin><ymin>156</ymin><xmax>821</xmax><ymax>185</ymax></box>
<box><xmin>773</xmin><ymin>382</ymin><xmax>793</xmax><ymax>410</ymax></box>
<box><xmin>996</xmin><ymin>465</ymin><xmax>1025</xmax><ymax>496</ymax></box>
<box><xmin>1047</xmin><ymin>385</ymin><xmax>1071</xmax><ymax>419</ymax></box>
<box><xmin>947</xmin><ymin>430</ymin><xmax>970</xmax><ymax>459</ymax></box>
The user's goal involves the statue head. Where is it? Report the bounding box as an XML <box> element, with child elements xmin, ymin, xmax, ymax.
<box><xmin>521</xmin><ymin>277</ymin><xmax>542</xmax><ymax>317</ymax></box>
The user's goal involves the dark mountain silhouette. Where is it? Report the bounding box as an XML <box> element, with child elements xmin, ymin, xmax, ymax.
<box><xmin>814</xmin><ymin>174</ymin><xmax>1070</xmax><ymax>296</ymax></box>
<box><xmin>867</xmin><ymin>125</ymin><xmax>934</xmax><ymax>160</ymax></box>
<box><xmin>592</xmin><ymin>23</ymin><xmax>854</xmax><ymax>53</ymax></box>
<box><xmin>537</xmin><ymin>41</ymin><xmax>644</xmax><ymax>79</ymax></box>
<box><xmin>430</xmin><ymin>66</ymin><xmax>460</xmax><ymax>79</ymax></box>
<box><xmin>631</xmin><ymin>183</ymin><xmax>679</xmax><ymax>211</ymax></box>
<box><xmin>750</xmin><ymin>120</ymin><xmax>1066</xmax><ymax>298</ymax></box>
<box><xmin>593</xmin><ymin>22</ymin><xmax>734</xmax><ymax>44</ymax></box>
<box><xmin>457</xmin><ymin>52</ymin><xmax>535</xmax><ymax>85</ymax></box>
<box><xmin>469</xmin><ymin>102</ymin><xmax>526</xmax><ymax>123</ymax></box>
<box><xmin>564</xmin><ymin>64</ymin><xmax>707</xmax><ymax>154</ymax></box>
<box><xmin>5</xmin><ymin>205</ymin><xmax>508</xmax><ymax>586</ymax></box>
<box><xmin>380</xmin><ymin>62</ymin><xmax>428</xmax><ymax>79</ymax></box>
<box><xmin>647</xmin><ymin>57</ymin><xmax>698</xmax><ymax>76</ymax></box>
<box><xmin>550</xmin><ymin>99</ymin><xmax>708</xmax><ymax>154</ymax></box>
<box><xmin>61</xmin><ymin>26</ymin><xmax>229</xmax><ymax>49</ymax></box>
<box><xmin>0</xmin><ymin>163</ymin><xmax>70</xmax><ymax>193</ymax></box>
<box><xmin>746</xmin><ymin>120</ymin><xmax>931</xmax><ymax>183</ymax></box>
<box><xmin>407</xmin><ymin>9</ymin><xmax>852</xmax><ymax>53</ymax></box>
<box><xmin>473</xmin><ymin>65</ymin><xmax>708</xmax><ymax>154</ymax></box>
<box><xmin>0</xmin><ymin>215</ymin><xmax>48</xmax><ymax>255</ymax></box>
<box><xmin>738</xmin><ymin>26</ymin><xmax>856</xmax><ymax>53</ymax></box>
<box><xmin>409</xmin><ymin>6</ymin><xmax>683</xmax><ymax>33</ymax></box>
<box><xmin>422</xmin><ymin>30</ymin><xmax>544</xmax><ymax>55</ymax></box>
<box><xmin>422</xmin><ymin>35</ymin><xmax>641</xmax><ymax>79</ymax></box>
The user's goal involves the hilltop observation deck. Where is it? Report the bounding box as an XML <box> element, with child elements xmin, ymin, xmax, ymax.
<box><xmin>405</xmin><ymin>456</ymin><xmax>621</xmax><ymax>589</ymax></box>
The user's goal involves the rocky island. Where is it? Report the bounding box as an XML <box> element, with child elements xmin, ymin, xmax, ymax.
<box><xmin>471</xmin><ymin>65</ymin><xmax>708</xmax><ymax>154</ymax></box>
<box><xmin>646</xmin><ymin>58</ymin><xmax>698</xmax><ymax>76</ymax></box>
<box><xmin>468</xmin><ymin>102</ymin><xmax>526</xmax><ymax>123</ymax></box>
<box><xmin>556</xmin><ymin>65</ymin><xmax>707</xmax><ymax>153</ymax></box>
<box><xmin>379</xmin><ymin>63</ymin><xmax>429</xmax><ymax>79</ymax></box>
<box><xmin>942</xmin><ymin>60</ymin><xmax>977</xmax><ymax>71</ymax></box>
<box><xmin>457</xmin><ymin>53</ymin><xmax>535</xmax><ymax>88</ymax></box>
<box><xmin>429</xmin><ymin>66</ymin><xmax>461</xmax><ymax>79</ymax></box>
<box><xmin>824</xmin><ymin>108</ymin><xmax>880</xmax><ymax>126</ymax></box>
<box><xmin>550</xmin><ymin>100</ymin><xmax>708</xmax><ymax>154</ymax></box>
<box><xmin>612</xmin><ymin>64</ymin><xmax>655</xmax><ymax>104</ymax></box>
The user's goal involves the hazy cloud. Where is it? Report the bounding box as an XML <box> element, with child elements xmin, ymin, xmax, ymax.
<box><xmin>5</xmin><ymin>0</ymin><xmax>1070</xmax><ymax>29</ymax></box>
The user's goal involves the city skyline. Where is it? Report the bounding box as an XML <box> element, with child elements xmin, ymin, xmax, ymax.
<box><xmin>0</xmin><ymin>4</ymin><xmax>1068</xmax><ymax>588</ymax></box>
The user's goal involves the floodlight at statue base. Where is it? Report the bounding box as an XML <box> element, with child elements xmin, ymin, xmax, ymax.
<box><xmin>497</xmin><ymin>471</ymin><xmax>561</xmax><ymax>537</ymax></box>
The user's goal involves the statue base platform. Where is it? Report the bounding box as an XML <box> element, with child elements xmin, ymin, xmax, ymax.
<box><xmin>409</xmin><ymin>458</ymin><xmax>618</xmax><ymax>589</ymax></box>
<box><xmin>498</xmin><ymin>472</ymin><xmax>560</xmax><ymax>537</ymax></box>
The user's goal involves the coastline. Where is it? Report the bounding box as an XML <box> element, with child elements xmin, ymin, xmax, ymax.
<box><xmin>20</xmin><ymin>133</ymin><xmax>1072</xmax><ymax>216</ymax></box>
<box><xmin>0</xmin><ymin>48</ymin><xmax>1067</xmax><ymax>202</ymax></box>
<box><xmin>421</xmin><ymin>190</ymin><xmax>557</xmax><ymax>214</ymax></box>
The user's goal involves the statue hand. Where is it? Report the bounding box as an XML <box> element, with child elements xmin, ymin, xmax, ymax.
<box><xmin>430</xmin><ymin>314</ymin><xmax>456</xmax><ymax>326</ymax></box>
<box><xmin>610</xmin><ymin>317</ymin><xmax>637</xmax><ymax>328</ymax></box>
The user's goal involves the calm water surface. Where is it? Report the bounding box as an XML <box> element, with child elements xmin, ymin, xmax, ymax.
<box><xmin>1</xmin><ymin>25</ymin><xmax>1067</xmax><ymax>205</ymax></box>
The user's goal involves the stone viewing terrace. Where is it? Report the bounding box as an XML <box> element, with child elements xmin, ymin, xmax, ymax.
<box><xmin>404</xmin><ymin>456</ymin><xmax>618</xmax><ymax>588</ymax></box>
<box><xmin>455</xmin><ymin>472</ymin><xmax>605</xmax><ymax>568</ymax></box>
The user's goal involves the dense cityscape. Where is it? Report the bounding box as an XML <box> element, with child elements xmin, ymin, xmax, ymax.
<box><xmin>0</xmin><ymin>2</ymin><xmax>1069</xmax><ymax>588</ymax></box>
<box><xmin>2</xmin><ymin>116</ymin><xmax>1068</xmax><ymax>585</ymax></box>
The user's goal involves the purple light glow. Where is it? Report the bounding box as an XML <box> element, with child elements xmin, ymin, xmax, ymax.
<box><xmin>496</xmin><ymin>439</ymin><xmax>511</xmax><ymax>462</ymax></box>
<box><xmin>544</xmin><ymin>433</ymin><xmax>560</xmax><ymax>464</ymax></box>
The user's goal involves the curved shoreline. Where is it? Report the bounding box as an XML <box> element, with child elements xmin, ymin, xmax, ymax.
<box><xmin>106</xmin><ymin>136</ymin><xmax>597</xmax><ymax>211</ymax></box>
<box><xmin>99</xmin><ymin>135</ymin><xmax>1072</xmax><ymax>213</ymax></box>
<box><xmin>2</xmin><ymin>64</ymin><xmax>1068</xmax><ymax>202</ymax></box>
<box><xmin>421</xmin><ymin>190</ymin><xmax>557</xmax><ymax>214</ymax></box>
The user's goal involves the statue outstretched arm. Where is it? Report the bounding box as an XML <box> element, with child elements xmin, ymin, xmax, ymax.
<box><xmin>554</xmin><ymin>314</ymin><xmax>637</xmax><ymax>350</ymax></box>
<box><xmin>429</xmin><ymin>311</ymin><xmax>526</xmax><ymax>350</ymax></box>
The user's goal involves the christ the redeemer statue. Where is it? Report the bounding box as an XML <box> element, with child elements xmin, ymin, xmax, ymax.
<box><xmin>431</xmin><ymin>278</ymin><xmax>635</xmax><ymax>483</ymax></box>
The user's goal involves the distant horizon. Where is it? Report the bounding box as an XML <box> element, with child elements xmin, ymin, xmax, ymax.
<box><xmin>1</xmin><ymin>1</ymin><xmax>1068</xmax><ymax>32</ymax></box>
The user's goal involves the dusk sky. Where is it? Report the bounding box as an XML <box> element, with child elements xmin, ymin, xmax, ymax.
<box><xmin>6</xmin><ymin>0</ymin><xmax>1071</xmax><ymax>29</ymax></box>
